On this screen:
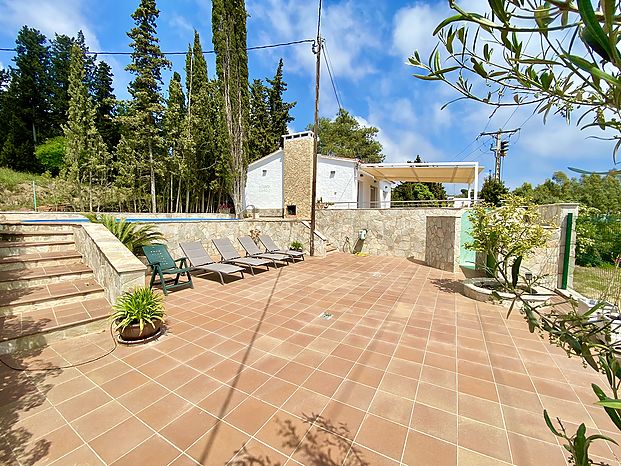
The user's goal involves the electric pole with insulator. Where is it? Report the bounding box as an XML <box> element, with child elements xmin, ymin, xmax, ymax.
<box><xmin>480</xmin><ymin>128</ymin><xmax>519</xmax><ymax>182</ymax></box>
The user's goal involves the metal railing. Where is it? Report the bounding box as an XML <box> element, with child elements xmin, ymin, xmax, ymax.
<box><xmin>317</xmin><ymin>199</ymin><xmax>480</xmax><ymax>209</ymax></box>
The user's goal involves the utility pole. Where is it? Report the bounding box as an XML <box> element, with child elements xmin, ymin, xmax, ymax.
<box><xmin>480</xmin><ymin>128</ymin><xmax>519</xmax><ymax>181</ymax></box>
<box><xmin>310</xmin><ymin>0</ymin><xmax>322</xmax><ymax>256</ymax></box>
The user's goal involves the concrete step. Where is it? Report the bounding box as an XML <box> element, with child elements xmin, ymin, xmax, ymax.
<box><xmin>0</xmin><ymin>264</ymin><xmax>94</xmax><ymax>291</ymax></box>
<box><xmin>0</xmin><ymin>296</ymin><xmax>111</xmax><ymax>354</ymax></box>
<box><xmin>0</xmin><ymin>240</ymin><xmax>76</xmax><ymax>257</ymax></box>
<box><xmin>0</xmin><ymin>230</ymin><xmax>74</xmax><ymax>243</ymax></box>
<box><xmin>0</xmin><ymin>222</ymin><xmax>76</xmax><ymax>233</ymax></box>
<box><xmin>0</xmin><ymin>251</ymin><xmax>82</xmax><ymax>272</ymax></box>
<box><xmin>0</xmin><ymin>278</ymin><xmax>105</xmax><ymax>314</ymax></box>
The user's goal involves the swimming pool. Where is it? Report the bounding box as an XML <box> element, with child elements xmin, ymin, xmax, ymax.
<box><xmin>23</xmin><ymin>217</ymin><xmax>240</xmax><ymax>223</ymax></box>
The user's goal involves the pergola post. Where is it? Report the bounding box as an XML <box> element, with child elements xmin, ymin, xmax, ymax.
<box><xmin>473</xmin><ymin>162</ymin><xmax>479</xmax><ymax>203</ymax></box>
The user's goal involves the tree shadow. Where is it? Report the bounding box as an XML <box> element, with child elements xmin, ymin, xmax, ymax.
<box><xmin>0</xmin><ymin>321</ymin><xmax>59</xmax><ymax>465</ymax></box>
<box><xmin>231</xmin><ymin>413</ymin><xmax>370</xmax><ymax>466</ymax></box>
<box><xmin>430</xmin><ymin>278</ymin><xmax>463</xmax><ymax>294</ymax></box>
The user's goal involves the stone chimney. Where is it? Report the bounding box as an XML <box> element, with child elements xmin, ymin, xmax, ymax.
<box><xmin>282</xmin><ymin>131</ymin><xmax>314</xmax><ymax>218</ymax></box>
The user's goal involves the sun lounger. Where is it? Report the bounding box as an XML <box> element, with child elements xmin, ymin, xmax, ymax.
<box><xmin>259</xmin><ymin>234</ymin><xmax>305</xmax><ymax>261</ymax></box>
<box><xmin>212</xmin><ymin>238</ymin><xmax>271</xmax><ymax>275</ymax></box>
<box><xmin>238</xmin><ymin>236</ymin><xmax>291</xmax><ymax>266</ymax></box>
<box><xmin>143</xmin><ymin>244</ymin><xmax>193</xmax><ymax>295</ymax></box>
<box><xmin>179</xmin><ymin>242</ymin><xmax>245</xmax><ymax>285</ymax></box>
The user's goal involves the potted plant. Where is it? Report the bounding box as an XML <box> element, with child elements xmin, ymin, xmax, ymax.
<box><xmin>290</xmin><ymin>241</ymin><xmax>303</xmax><ymax>252</ymax></box>
<box><xmin>112</xmin><ymin>287</ymin><xmax>165</xmax><ymax>343</ymax></box>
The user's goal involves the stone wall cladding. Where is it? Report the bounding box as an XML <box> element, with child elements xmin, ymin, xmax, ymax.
<box><xmin>73</xmin><ymin>223</ymin><xmax>146</xmax><ymax>303</ymax></box>
<box><xmin>425</xmin><ymin>216</ymin><xmax>461</xmax><ymax>272</ymax></box>
<box><xmin>522</xmin><ymin>203</ymin><xmax>578</xmax><ymax>289</ymax></box>
<box><xmin>283</xmin><ymin>135</ymin><xmax>314</xmax><ymax>219</ymax></box>
<box><xmin>139</xmin><ymin>219</ymin><xmax>325</xmax><ymax>260</ymax></box>
<box><xmin>316</xmin><ymin>208</ymin><xmax>464</xmax><ymax>260</ymax></box>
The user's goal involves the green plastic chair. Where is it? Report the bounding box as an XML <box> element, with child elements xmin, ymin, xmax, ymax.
<box><xmin>143</xmin><ymin>245</ymin><xmax>193</xmax><ymax>295</ymax></box>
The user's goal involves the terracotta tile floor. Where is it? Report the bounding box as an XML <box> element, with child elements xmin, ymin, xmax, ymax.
<box><xmin>1</xmin><ymin>253</ymin><xmax>620</xmax><ymax>465</ymax></box>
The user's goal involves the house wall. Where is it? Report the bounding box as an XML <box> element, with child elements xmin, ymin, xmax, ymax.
<box><xmin>316</xmin><ymin>157</ymin><xmax>357</xmax><ymax>208</ymax></box>
<box><xmin>245</xmin><ymin>151</ymin><xmax>284</xmax><ymax>213</ymax></box>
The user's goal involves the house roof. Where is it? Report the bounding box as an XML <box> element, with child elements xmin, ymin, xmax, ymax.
<box><xmin>360</xmin><ymin>162</ymin><xmax>484</xmax><ymax>184</ymax></box>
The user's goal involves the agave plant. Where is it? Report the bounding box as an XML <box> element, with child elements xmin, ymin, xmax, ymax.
<box><xmin>85</xmin><ymin>213</ymin><xmax>164</xmax><ymax>254</ymax></box>
<box><xmin>111</xmin><ymin>287</ymin><xmax>165</xmax><ymax>334</ymax></box>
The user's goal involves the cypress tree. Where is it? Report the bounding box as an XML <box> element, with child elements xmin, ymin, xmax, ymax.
<box><xmin>124</xmin><ymin>0</ymin><xmax>170</xmax><ymax>212</ymax></box>
<box><xmin>163</xmin><ymin>72</ymin><xmax>186</xmax><ymax>212</ymax></box>
<box><xmin>266</xmin><ymin>58</ymin><xmax>295</xmax><ymax>150</ymax></box>
<box><xmin>49</xmin><ymin>34</ymin><xmax>74</xmax><ymax>135</ymax></box>
<box><xmin>212</xmin><ymin>0</ymin><xmax>250</xmax><ymax>215</ymax></box>
<box><xmin>63</xmin><ymin>44</ymin><xmax>109</xmax><ymax>211</ymax></box>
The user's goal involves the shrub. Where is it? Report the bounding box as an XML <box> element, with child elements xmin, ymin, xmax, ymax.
<box><xmin>466</xmin><ymin>195</ymin><xmax>550</xmax><ymax>285</ymax></box>
<box><xmin>111</xmin><ymin>287</ymin><xmax>165</xmax><ymax>334</ymax></box>
<box><xmin>290</xmin><ymin>241</ymin><xmax>303</xmax><ymax>251</ymax></box>
<box><xmin>86</xmin><ymin>213</ymin><xmax>164</xmax><ymax>254</ymax></box>
<box><xmin>35</xmin><ymin>137</ymin><xmax>66</xmax><ymax>176</ymax></box>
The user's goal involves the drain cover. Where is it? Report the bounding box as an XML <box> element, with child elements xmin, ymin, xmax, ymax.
<box><xmin>320</xmin><ymin>312</ymin><xmax>333</xmax><ymax>320</ymax></box>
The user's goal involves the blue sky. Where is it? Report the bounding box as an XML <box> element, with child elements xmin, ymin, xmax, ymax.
<box><xmin>0</xmin><ymin>0</ymin><xmax>618</xmax><ymax>191</ymax></box>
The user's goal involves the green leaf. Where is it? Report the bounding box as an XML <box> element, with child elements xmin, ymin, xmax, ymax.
<box><xmin>534</xmin><ymin>5</ymin><xmax>552</xmax><ymax>30</ymax></box>
<box><xmin>596</xmin><ymin>399</ymin><xmax>621</xmax><ymax>409</ymax></box>
<box><xmin>563</xmin><ymin>54</ymin><xmax>621</xmax><ymax>87</ymax></box>
<box><xmin>471</xmin><ymin>58</ymin><xmax>488</xmax><ymax>78</ymax></box>
<box><xmin>577</xmin><ymin>0</ymin><xmax>613</xmax><ymax>61</ymax></box>
<box><xmin>544</xmin><ymin>410</ymin><xmax>561</xmax><ymax>436</ymax></box>
<box><xmin>488</xmin><ymin>0</ymin><xmax>509</xmax><ymax>24</ymax></box>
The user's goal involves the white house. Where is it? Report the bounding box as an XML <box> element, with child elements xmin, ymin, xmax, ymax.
<box><xmin>245</xmin><ymin>132</ymin><xmax>392</xmax><ymax>217</ymax></box>
<box><xmin>244</xmin><ymin>131</ymin><xmax>482</xmax><ymax>217</ymax></box>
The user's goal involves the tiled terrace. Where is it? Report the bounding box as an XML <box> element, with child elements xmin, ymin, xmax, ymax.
<box><xmin>1</xmin><ymin>253</ymin><xmax>620</xmax><ymax>465</ymax></box>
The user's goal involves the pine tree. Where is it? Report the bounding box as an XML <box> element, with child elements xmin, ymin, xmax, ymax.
<box><xmin>163</xmin><ymin>72</ymin><xmax>186</xmax><ymax>212</ymax></box>
<box><xmin>266</xmin><ymin>58</ymin><xmax>295</xmax><ymax>150</ymax></box>
<box><xmin>124</xmin><ymin>0</ymin><xmax>170</xmax><ymax>212</ymax></box>
<box><xmin>248</xmin><ymin>79</ymin><xmax>272</xmax><ymax>162</ymax></box>
<box><xmin>3</xmin><ymin>27</ymin><xmax>52</xmax><ymax>171</ymax></box>
<box><xmin>93</xmin><ymin>61</ymin><xmax>120</xmax><ymax>151</ymax></box>
<box><xmin>63</xmin><ymin>44</ymin><xmax>109</xmax><ymax>211</ymax></box>
<box><xmin>212</xmin><ymin>0</ymin><xmax>250</xmax><ymax>215</ymax></box>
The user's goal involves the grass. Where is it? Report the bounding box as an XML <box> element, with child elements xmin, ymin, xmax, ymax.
<box><xmin>0</xmin><ymin>167</ymin><xmax>50</xmax><ymax>191</ymax></box>
<box><xmin>574</xmin><ymin>265</ymin><xmax>621</xmax><ymax>306</ymax></box>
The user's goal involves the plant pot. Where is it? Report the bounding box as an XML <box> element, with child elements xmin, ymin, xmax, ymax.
<box><xmin>117</xmin><ymin>320</ymin><xmax>162</xmax><ymax>343</ymax></box>
<box><xmin>462</xmin><ymin>278</ymin><xmax>555</xmax><ymax>305</ymax></box>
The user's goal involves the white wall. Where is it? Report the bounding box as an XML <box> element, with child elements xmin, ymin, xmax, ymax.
<box><xmin>245</xmin><ymin>151</ymin><xmax>283</xmax><ymax>210</ymax></box>
<box><xmin>317</xmin><ymin>156</ymin><xmax>358</xmax><ymax>209</ymax></box>
<box><xmin>379</xmin><ymin>180</ymin><xmax>392</xmax><ymax>208</ymax></box>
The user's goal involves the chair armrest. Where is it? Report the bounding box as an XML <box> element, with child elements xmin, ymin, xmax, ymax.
<box><xmin>176</xmin><ymin>257</ymin><xmax>189</xmax><ymax>268</ymax></box>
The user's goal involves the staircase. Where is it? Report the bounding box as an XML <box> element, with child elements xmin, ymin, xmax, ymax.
<box><xmin>0</xmin><ymin>222</ymin><xmax>110</xmax><ymax>353</ymax></box>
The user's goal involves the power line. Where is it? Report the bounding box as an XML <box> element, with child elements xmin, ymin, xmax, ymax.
<box><xmin>322</xmin><ymin>40</ymin><xmax>343</xmax><ymax>110</ymax></box>
<box><xmin>0</xmin><ymin>39</ymin><xmax>315</xmax><ymax>56</ymax></box>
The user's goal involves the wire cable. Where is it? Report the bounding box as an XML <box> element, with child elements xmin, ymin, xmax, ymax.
<box><xmin>0</xmin><ymin>39</ymin><xmax>315</xmax><ymax>56</ymax></box>
<box><xmin>322</xmin><ymin>40</ymin><xmax>343</xmax><ymax>110</ymax></box>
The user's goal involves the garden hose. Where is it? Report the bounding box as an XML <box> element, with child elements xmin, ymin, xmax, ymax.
<box><xmin>0</xmin><ymin>320</ymin><xmax>118</xmax><ymax>372</ymax></box>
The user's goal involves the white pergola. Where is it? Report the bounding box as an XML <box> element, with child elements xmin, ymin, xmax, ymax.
<box><xmin>360</xmin><ymin>161</ymin><xmax>484</xmax><ymax>201</ymax></box>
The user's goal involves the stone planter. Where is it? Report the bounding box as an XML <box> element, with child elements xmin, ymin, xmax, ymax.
<box><xmin>117</xmin><ymin>320</ymin><xmax>162</xmax><ymax>344</ymax></box>
<box><xmin>462</xmin><ymin>278</ymin><xmax>554</xmax><ymax>305</ymax></box>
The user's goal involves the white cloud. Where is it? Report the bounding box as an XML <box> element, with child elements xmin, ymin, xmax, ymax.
<box><xmin>246</xmin><ymin>0</ymin><xmax>381</xmax><ymax>81</ymax></box>
<box><xmin>0</xmin><ymin>0</ymin><xmax>102</xmax><ymax>51</ymax></box>
<box><xmin>168</xmin><ymin>14</ymin><xmax>194</xmax><ymax>39</ymax></box>
<box><xmin>392</xmin><ymin>3</ymin><xmax>450</xmax><ymax>61</ymax></box>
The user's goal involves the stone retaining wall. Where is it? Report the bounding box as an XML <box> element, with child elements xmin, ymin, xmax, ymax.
<box><xmin>73</xmin><ymin>223</ymin><xmax>146</xmax><ymax>303</ymax></box>
<box><xmin>425</xmin><ymin>216</ymin><xmax>461</xmax><ymax>272</ymax></box>
<box><xmin>315</xmin><ymin>208</ymin><xmax>464</xmax><ymax>260</ymax></box>
<box><xmin>137</xmin><ymin>219</ymin><xmax>325</xmax><ymax>260</ymax></box>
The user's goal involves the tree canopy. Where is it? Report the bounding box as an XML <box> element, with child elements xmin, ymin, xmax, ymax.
<box><xmin>310</xmin><ymin>109</ymin><xmax>384</xmax><ymax>163</ymax></box>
